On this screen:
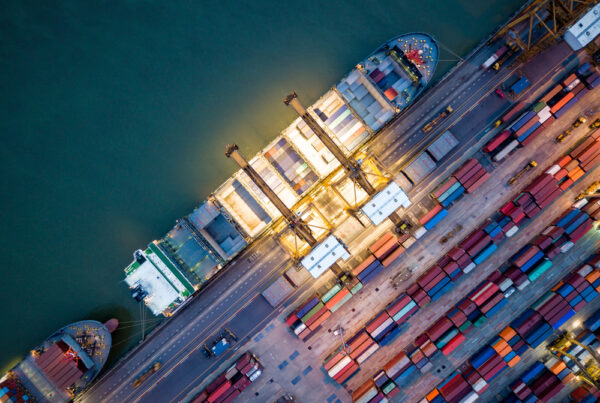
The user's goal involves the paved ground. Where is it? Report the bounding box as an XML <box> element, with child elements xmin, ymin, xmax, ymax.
<box><xmin>79</xmin><ymin>26</ymin><xmax>599</xmax><ymax>403</ymax></box>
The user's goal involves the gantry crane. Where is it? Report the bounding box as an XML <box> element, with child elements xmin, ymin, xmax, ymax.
<box><xmin>492</xmin><ymin>0</ymin><xmax>595</xmax><ymax>64</ymax></box>
<box><xmin>284</xmin><ymin>92</ymin><xmax>405</xmax><ymax>228</ymax></box>
<box><xmin>576</xmin><ymin>181</ymin><xmax>600</xmax><ymax>201</ymax></box>
<box><xmin>225</xmin><ymin>144</ymin><xmax>317</xmax><ymax>246</ymax></box>
<box><xmin>548</xmin><ymin>331</ymin><xmax>600</xmax><ymax>389</ymax></box>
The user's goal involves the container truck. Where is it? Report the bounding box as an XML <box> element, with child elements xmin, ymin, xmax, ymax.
<box><xmin>132</xmin><ymin>363</ymin><xmax>161</xmax><ymax>388</ymax></box>
<box><xmin>421</xmin><ymin>106</ymin><xmax>453</xmax><ymax>134</ymax></box>
<box><xmin>508</xmin><ymin>161</ymin><xmax>537</xmax><ymax>185</ymax></box>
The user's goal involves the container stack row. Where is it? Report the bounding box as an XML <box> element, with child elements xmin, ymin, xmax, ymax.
<box><xmin>507</xmin><ymin>361</ymin><xmax>565</xmax><ymax>402</ymax></box>
<box><xmin>328</xmin><ymin>194</ymin><xmax>597</xmax><ymax>386</ymax></box>
<box><xmin>420</xmin><ymin>256</ymin><xmax>600</xmax><ymax>403</ymax></box>
<box><xmin>484</xmin><ymin>64</ymin><xmax>599</xmax><ymax>161</ymax></box>
<box><xmin>192</xmin><ymin>352</ymin><xmax>261</xmax><ymax>403</ymax></box>
<box><xmin>570</xmin><ymin>384</ymin><xmax>600</xmax><ymax>403</ymax></box>
<box><xmin>286</xmin><ymin>231</ymin><xmax>408</xmax><ymax>341</ymax></box>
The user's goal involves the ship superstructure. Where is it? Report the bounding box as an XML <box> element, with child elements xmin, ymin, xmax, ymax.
<box><xmin>124</xmin><ymin>33</ymin><xmax>438</xmax><ymax>316</ymax></box>
<box><xmin>0</xmin><ymin>320</ymin><xmax>116</xmax><ymax>402</ymax></box>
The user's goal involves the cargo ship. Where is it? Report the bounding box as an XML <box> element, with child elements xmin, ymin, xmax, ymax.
<box><xmin>124</xmin><ymin>33</ymin><xmax>438</xmax><ymax>316</ymax></box>
<box><xmin>0</xmin><ymin>319</ymin><xmax>117</xmax><ymax>402</ymax></box>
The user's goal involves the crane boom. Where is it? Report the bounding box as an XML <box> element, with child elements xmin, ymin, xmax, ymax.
<box><xmin>284</xmin><ymin>91</ymin><xmax>376</xmax><ymax>196</ymax></box>
<box><xmin>225</xmin><ymin>144</ymin><xmax>317</xmax><ymax>246</ymax></box>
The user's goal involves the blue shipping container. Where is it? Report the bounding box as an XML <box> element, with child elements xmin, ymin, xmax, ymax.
<box><xmin>424</xmin><ymin>208</ymin><xmax>449</xmax><ymax>230</ymax></box>
<box><xmin>431</xmin><ymin>281</ymin><xmax>454</xmax><ymax>301</ymax></box>
<box><xmin>552</xmin><ymin>309</ymin><xmax>575</xmax><ymax>329</ymax></box>
<box><xmin>521</xmin><ymin>362</ymin><xmax>545</xmax><ymax>384</ymax></box>
<box><xmin>557</xmin><ymin>284</ymin><xmax>575</xmax><ymax>298</ymax></box>
<box><xmin>520</xmin><ymin>250</ymin><xmax>545</xmax><ymax>273</ymax></box>
<box><xmin>556</xmin><ymin>209</ymin><xmax>579</xmax><ymax>227</ymax></box>
<box><xmin>440</xmin><ymin>186</ymin><xmax>465</xmax><ymax>208</ymax></box>
<box><xmin>474</xmin><ymin>243</ymin><xmax>498</xmax><ymax>265</ymax></box>
<box><xmin>565</xmin><ymin>213</ymin><xmax>589</xmax><ymax>234</ymax></box>
<box><xmin>485</xmin><ymin>297</ymin><xmax>508</xmax><ymax>318</ymax></box>
<box><xmin>361</xmin><ymin>263</ymin><xmax>385</xmax><ymax>284</ymax></box>
<box><xmin>511</xmin><ymin>77</ymin><xmax>531</xmax><ymax>95</ymax></box>
<box><xmin>554</xmin><ymin>97</ymin><xmax>579</xmax><ymax>119</ymax></box>
<box><xmin>584</xmin><ymin>309</ymin><xmax>600</xmax><ymax>331</ymax></box>
<box><xmin>471</xmin><ymin>346</ymin><xmax>496</xmax><ymax>368</ymax></box>
<box><xmin>517</xmin><ymin>121</ymin><xmax>541</xmax><ymax>143</ymax></box>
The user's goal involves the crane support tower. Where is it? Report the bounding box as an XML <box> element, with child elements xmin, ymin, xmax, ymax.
<box><xmin>284</xmin><ymin>92</ymin><xmax>404</xmax><ymax>229</ymax></box>
<box><xmin>576</xmin><ymin>181</ymin><xmax>600</xmax><ymax>200</ymax></box>
<box><xmin>225</xmin><ymin>144</ymin><xmax>317</xmax><ymax>246</ymax></box>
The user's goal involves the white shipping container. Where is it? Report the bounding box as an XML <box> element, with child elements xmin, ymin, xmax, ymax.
<box><xmin>459</xmin><ymin>391</ymin><xmax>479</xmax><ymax>403</ymax></box>
<box><xmin>402</xmin><ymin>236</ymin><xmax>417</xmax><ymax>249</ymax></box>
<box><xmin>545</xmin><ymin>164</ymin><xmax>561</xmax><ymax>175</ymax></box>
<box><xmin>573</xmin><ymin>198</ymin><xmax>589</xmax><ymax>209</ymax></box>
<box><xmin>560</xmin><ymin>241</ymin><xmax>574</xmax><ymax>253</ymax></box>
<box><xmin>499</xmin><ymin>278</ymin><xmax>514</xmax><ymax>292</ymax></box>
<box><xmin>578</xmin><ymin>264</ymin><xmax>593</xmax><ymax>277</ymax></box>
<box><xmin>293</xmin><ymin>323</ymin><xmax>306</xmax><ymax>335</ymax></box>
<box><xmin>473</xmin><ymin>378</ymin><xmax>488</xmax><ymax>393</ymax></box>
<box><xmin>482</xmin><ymin>54</ymin><xmax>499</xmax><ymax>69</ymax></box>
<box><xmin>356</xmin><ymin>388</ymin><xmax>378</xmax><ymax>403</ymax></box>
<box><xmin>414</xmin><ymin>227</ymin><xmax>427</xmax><ymax>239</ymax></box>
<box><xmin>503</xmin><ymin>286</ymin><xmax>517</xmax><ymax>298</ymax></box>
<box><xmin>463</xmin><ymin>262</ymin><xmax>476</xmax><ymax>274</ymax></box>
<box><xmin>505</xmin><ymin>226</ymin><xmax>519</xmax><ymax>237</ymax></box>
<box><xmin>371</xmin><ymin>318</ymin><xmax>394</xmax><ymax>339</ymax></box>
<box><xmin>356</xmin><ymin>343</ymin><xmax>380</xmax><ymax>364</ymax></box>
<box><xmin>566</xmin><ymin>78</ymin><xmax>581</xmax><ymax>91</ymax></box>
<box><xmin>493</xmin><ymin>140</ymin><xmax>519</xmax><ymax>162</ymax></box>
<box><xmin>327</xmin><ymin>356</ymin><xmax>352</xmax><ymax>377</ymax></box>
<box><xmin>517</xmin><ymin>279</ymin><xmax>531</xmax><ymax>291</ymax></box>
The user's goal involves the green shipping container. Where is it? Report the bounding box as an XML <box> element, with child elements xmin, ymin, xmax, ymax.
<box><xmin>351</xmin><ymin>283</ymin><xmax>363</xmax><ymax>295</ymax></box>
<box><xmin>321</xmin><ymin>284</ymin><xmax>343</xmax><ymax>303</ymax></box>
<box><xmin>528</xmin><ymin>260</ymin><xmax>553</xmax><ymax>282</ymax></box>
<box><xmin>331</xmin><ymin>293</ymin><xmax>353</xmax><ymax>312</ymax></box>
<box><xmin>473</xmin><ymin>316</ymin><xmax>487</xmax><ymax>328</ymax></box>
<box><xmin>435</xmin><ymin>328</ymin><xmax>459</xmax><ymax>349</ymax></box>
<box><xmin>301</xmin><ymin>302</ymin><xmax>324</xmax><ymax>323</ymax></box>
<box><xmin>382</xmin><ymin>380</ymin><xmax>397</xmax><ymax>394</ymax></box>
<box><xmin>533</xmin><ymin>101</ymin><xmax>547</xmax><ymax>113</ymax></box>
<box><xmin>459</xmin><ymin>321</ymin><xmax>472</xmax><ymax>332</ymax></box>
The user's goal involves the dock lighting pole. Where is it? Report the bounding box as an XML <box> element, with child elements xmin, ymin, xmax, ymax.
<box><xmin>225</xmin><ymin>144</ymin><xmax>317</xmax><ymax>246</ymax></box>
<box><xmin>284</xmin><ymin>91</ymin><xmax>376</xmax><ymax>196</ymax></box>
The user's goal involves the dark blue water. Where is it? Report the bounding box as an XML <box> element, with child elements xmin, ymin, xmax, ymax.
<box><xmin>0</xmin><ymin>0</ymin><xmax>525</xmax><ymax>368</ymax></box>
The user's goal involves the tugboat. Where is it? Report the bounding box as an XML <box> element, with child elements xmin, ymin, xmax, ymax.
<box><xmin>0</xmin><ymin>319</ymin><xmax>118</xmax><ymax>402</ymax></box>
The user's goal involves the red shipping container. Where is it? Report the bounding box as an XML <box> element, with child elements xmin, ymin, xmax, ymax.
<box><xmin>460</xmin><ymin>230</ymin><xmax>487</xmax><ymax>252</ymax></box>
<box><xmin>554</xmin><ymin>168</ymin><xmax>568</xmax><ymax>181</ymax></box>
<box><xmin>449</xmin><ymin>247</ymin><xmax>466</xmax><ymax>261</ymax></box>
<box><xmin>550</xmin><ymin>92</ymin><xmax>574</xmax><ymax>113</ymax></box>
<box><xmin>525</xmin><ymin>174</ymin><xmax>555</xmax><ymax>195</ymax></box>
<box><xmin>441</xmin><ymin>332</ymin><xmax>466</xmax><ymax>355</ymax></box>
<box><xmin>577</xmin><ymin>141</ymin><xmax>600</xmax><ymax>163</ymax></box>
<box><xmin>422</xmin><ymin>271</ymin><xmax>448</xmax><ymax>292</ymax></box>
<box><xmin>481</xmin><ymin>292</ymin><xmax>505</xmax><ymax>314</ymax></box>
<box><xmin>536</xmin><ymin>187</ymin><xmax>563</xmax><ymax>209</ymax></box>
<box><xmin>426</xmin><ymin>317</ymin><xmax>454</xmax><ymax>341</ymax></box>
<box><xmin>420</xmin><ymin>204</ymin><xmax>443</xmax><ymax>224</ymax></box>
<box><xmin>456</xmin><ymin>253</ymin><xmax>473</xmax><ymax>269</ymax></box>
<box><xmin>454</xmin><ymin>159</ymin><xmax>479</xmax><ymax>181</ymax></box>
<box><xmin>542</xmin><ymin>85</ymin><xmax>563</xmax><ymax>102</ymax></box>
<box><xmin>571</xmin><ymin>137</ymin><xmax>597</xmax><ymax>159</ymax></box>
<box><xmin>387</xmin><ymin>295</ymin><xmax>412</xmax><ymax>316</ymax></box>
<box><xmin>459</xmin><ymin>299</ymin><xmax>477</xmax><ymax>315</ymax></box>
<box><xmin>483</xmin><ymin>360</ymin><xmax>507</xmax><ymax>382</ymax></box>
<box><xmin>581</xmin><ymin>152</ymin><xmax>600</xmax><ymax>172</ymax></box>
<box><xmin>462</xmin><ymin>169</ymin><xmax>487</xmax><ymax>191</ymax></box>
<box><xmin>513</xmin><ymin>245</ymin><xmax>541</xmax><ymax>268</ymax></box>
<box><xmin>502</xmin><ymin>101</ymin><xmax>526</xmax><ymax>122</ymax></box>
<box><xmin>459</xmin><ymin>164</ymin><xmax>484</xmax><ymax>185</ymax></box>
<box><xmin>533</xmin><ymin>234</ymin><xmax>553</xmax><ymax>250</ymax></box>
<box><xmin>366</xmin><ymin>312</ymin><xmax>391</xmax><ymax>333</ymax></box>
<box><xmin>500</xmin><ymin>201</ymin><xmax>516</xmax><ymax>215</ymax></box>
<box><xmin>484</xmin><ymin>130</ymin><xmax>512</xmax><ymax>153</ymax></box>
<box><xmin>418</xmin><ymin>266</ymin><xmax>443</xmax><ymax>288</ymax></box>
<box><xmin>540</xmin><ymin>381</ymin><xmax>564</xmax><ymax>402</ymax></box>
<box><xmin>569</xmin><ymin>219</ymin><xmax>594</xmax><ymax>242</ymax></box>
<box><xmin>515</xmin><ymin>116</ymin><xmax>540</xmax><ymax>137</ymax></box>
<box><xmin>559</xmin><ymin>178</ymin><xmax>574</xmax><ymax>191</ymax></box>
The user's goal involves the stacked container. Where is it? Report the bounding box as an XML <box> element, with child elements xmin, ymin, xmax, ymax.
<box><xmin>192</xmin><ymin>352</ymin><xmax>261</xmax><ymax>403</ymax></box>
<box><xmin>570</xmin><ymin>385</ymin><xmax>600</xmax><ymax>403</ymax></box>
<box><xmin>419</xmin><ymin>204</ymin><xmax>448</xmax><ymax>230</ymax></box>
<box><xmin>369</xmin><ymin>232</ymin><xmax>405</xmax><ymax>269</ymax></box>
<box><xmin>508</xmin><ymin>362</ymin><xmax>564</xmax><ymax>402</ymax></box>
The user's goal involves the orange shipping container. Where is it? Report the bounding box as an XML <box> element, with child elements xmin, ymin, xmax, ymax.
<box><xmin>324</xmin><ymin>351</ymin><xmax>346</xmax><ymax>370</ymax></box>
<box><xmin>308</xmin><ymin>310</ymin><xmax>331</xmax><ymax>331</ymax></box>
<box><xmin>568</xmin><ymin>167</ymin><xmax>585</xmax><ymax>182</ymax></box>
<box><xmin>550</xmin><ymin>92</ymin><xmax>575</xmax><ymax>114</ymax></box>
<box><xmin>373</xmin><ymin>237</ymin><xmax>399</xmax><ymax>260</ymax></box>
<box><xmin>562</xmin><ymin>372</ymin><xmax>575</xmax><ymax>384</ymax></box>
<box><xmin>556</xmin><ymin>155</ymin><xmax>572</xmax><ymax>167</ymax></box>
<box><xmin>507</xmin><ymin>356</ymin><xmax>521</xmax><ymax>367</ymax></box>
<box><xmin>499</xmin><ymin>327</ymin><xmax>517</xmax><ymax>341</ymax></box>
<box><xmin>350</xmin><ymin>339</ymin><xmax>375</xmax><ymax>359</ymax></box>
<box><xmin>586</xmin><ymin>271</ymin><xmax>600</xmax><ymax>284</ymax></box>
<box><xmin>381</xmin><ymin>246</ymin><xmax>405</xmax><ymax>267</ymax></box>
<box><xmin>550</xmin><ymin>361</ymin><xmax>567</xmax><ymax>375</ymax></box>
<box><xmin>426</xmin><ymin>389</ymin><xmax>440</xmax><ymax>401</ymax></box>
<box><xmin>325</xmin><ymin>288</ymin><xmax>350</xmax><ymax>310</ymax></box>
<box><xmin>352</xmin><ymin>380</ymin><xmax>376</xmax><ymax>401</ymax></box>
<box><xmin>369</xmin><ymin>232</ymin><xmax>395</xmax><ymax>254</ymax></box>
<box><xmin>559</xmin><ymin>178</ymin><xmax>574</xmax><ymax>191</ymax></box>
<box><xmin>353</xmin><ymin>255</ymin><xmax>376</xmax><ymax>276</ymax></box>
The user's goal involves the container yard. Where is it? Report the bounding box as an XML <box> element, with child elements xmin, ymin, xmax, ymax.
<box><xmin>76</xmin><ymin>3</ymin><xmax>600</xmax><ymax>403</ymax></box>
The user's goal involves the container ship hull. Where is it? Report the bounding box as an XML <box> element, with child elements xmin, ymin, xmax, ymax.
<box><xmin>0</xmin><ymin>320</ymin><xmax>116</xmax><ymax>402</ymax></box>
<box><xmin>124</xmin><ymin>33</ymin><xmax>438</xmax><ymax>316</ymax></box>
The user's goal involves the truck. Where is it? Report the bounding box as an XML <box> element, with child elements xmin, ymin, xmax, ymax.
<box><xmin>421</xmin><ymin>106</ymin><xmax>453</xmax><ymax>134</ymax></box>
<box><xmin>481</xmin><ymin>45</ymin><xmax>508</xmax><ymax>70</ymax></box>
<box><xmin>507</xmin><ymin>161</ymin><xmax>537</xmax><ymax>186</ymax></box>
<box><xmin>203</xmin><ymin>329</ymin><xmax>238</xmax><ymax>358</ymax></box>
<box><xmin>556</xmin><ymin>116</ymin><xmax>586</xmax><ymax>142</ymax></box>
<box><xmin>132</xmin><ymin>362</ymin><xmax>161</xmax><ymax>388</ymax></box>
